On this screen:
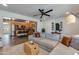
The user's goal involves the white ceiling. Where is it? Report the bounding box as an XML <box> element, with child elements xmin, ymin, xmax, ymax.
<box><xmin>0</xmin><ymin>4</ymin><xmax>79</xmax><ymax>19</ymax></box>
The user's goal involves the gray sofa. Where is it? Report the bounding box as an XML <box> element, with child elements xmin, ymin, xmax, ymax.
<box><xmin>49</xmin><ymin>42</ymin><xmax>79</xmax><ymax>55</ymax></box>
<box><xmin>29</xmin><ymin>33</ymin><xmax>79</xmax><ymax>55</ymax></box>
<box><xmin>29</xmin><ymin>33</ymin><xmax>59</xmax><ymax>52</ymax></box>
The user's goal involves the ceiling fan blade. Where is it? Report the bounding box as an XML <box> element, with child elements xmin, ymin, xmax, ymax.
<box><xmin>44</xmin><ymin>13</ymin><xmax>50</xmax><ymax>16</ymax></box>
<box><xmin>45</xmin><ymin>9</ymin><xmax>53</xmax><ymax>13</ymax></box>
<box><xmin>39</xmin><ymin>9</ymin><xmax>41</xmax><ymax>11</ymax></box>
<box><xmin>33</xmin><ymin>14</ymin><xmax>41</xmax><ymax>16</ymax></box>
<box><xmin>39</xmin><ymin>9</ymin><xmax>42</xmax><ymax>12</ymax></box>
<box><xmin>38</xmin><ymin>9</ymin><xmax>44</xmax><ymax>13</ymax></box>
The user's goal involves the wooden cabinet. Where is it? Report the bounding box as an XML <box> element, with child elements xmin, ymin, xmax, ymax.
<box><xmin>11</xmin><ymin>20</ymin><xmax>37</xmax><ymax>37</ymax></box>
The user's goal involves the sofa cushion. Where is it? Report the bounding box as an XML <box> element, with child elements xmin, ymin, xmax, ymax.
<box><xmin>29</xmin><ymin>34</ymin><xmax>59</xmax><ymax>52</ymax></box>
<box><xmin>70</xmin><ymin>35</ymin><xmax>79</xmax><ymax>50</ymax></box>
<box><xmin>49</xmin><ymin>43</ymin><xmax>79</xmax><ymax>55</ymax></box>
<box><xmin>45</xmin><ymin>33</ymin><xmax>60</xmax><ymax>41</ymax></box>
<box><xmin>32</xmin><ymin>38</ymin><xmax>58</xmax><ymax>52</ymax></box>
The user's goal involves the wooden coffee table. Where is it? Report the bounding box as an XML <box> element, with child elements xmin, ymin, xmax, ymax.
<box><xmin>24</xmin><ymin>41</ymin><xmax>39</xmax><ymax>55</ymax></box>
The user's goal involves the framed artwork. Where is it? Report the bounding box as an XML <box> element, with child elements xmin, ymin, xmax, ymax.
<box><xmin>51</xmin><ymin>22</ymin><xmax>54</xmax><ymax>30</ymax></box>
<box><xmin>55</xmin><ymin>23</ymin><xmax>60</xmax><ymax>31</ymax></box>
<box><xmin>51</xmin><ymin>21</ymin><xmax>63</xmax><ymax>33</ymax></box>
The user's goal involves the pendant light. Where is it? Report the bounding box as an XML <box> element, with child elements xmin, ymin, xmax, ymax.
<box><xmin>64</xmin><ymin>12</ymin><xmax>76</xmax><ymax>24</ymax></box>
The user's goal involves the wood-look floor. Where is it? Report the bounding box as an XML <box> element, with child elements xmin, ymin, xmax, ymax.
<box><xmin>0</xmin><ymin>34</ymin><xmax>28</xmax><ymax>53</ymax></box>
<box><xmin>10</xmin><ymin>37</ymin><xmax>28</xmax><ymax>46</ymax></box>
<box><xmin>2</xmin><ymin>34</ymin><xmax>28</xmax><ymax>47</ymax></box>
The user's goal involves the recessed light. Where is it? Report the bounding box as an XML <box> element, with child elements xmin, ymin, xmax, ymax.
<box><xmin>3</xmin><ymin>17</ymin><xmax>11</xmax><ymax>19</ymax></box>
<box><xmin>3</xmin><ymin>22</ymin><xmax>8</xmax><ymax>24</ymax></box>
<box><xmin>65</xmin><ymin>12</ymin><xmax>70</xmax><ymax>15</ymax></box>
<box><xmin>2</xmin><ymin>4</ymin><xmax>8</xmax><ymax>7</ymax></box>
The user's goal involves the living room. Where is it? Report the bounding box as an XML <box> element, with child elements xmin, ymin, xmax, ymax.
<box><xmin>0</xmin><ymin>4</ymin><xmax>79</xmax><ymax>55</ymax></box>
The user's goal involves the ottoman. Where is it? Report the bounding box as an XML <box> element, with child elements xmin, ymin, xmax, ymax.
<box><xmin>24</xmin><ymin>41</ymin><xmax>39</xmax><ymax>55</ymax></box>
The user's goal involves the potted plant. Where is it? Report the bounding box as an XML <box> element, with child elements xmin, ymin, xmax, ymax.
<box><xmin>41</xmin><ymin>28</ymin><xmax>45</xmax><ymax>33</ymax></box>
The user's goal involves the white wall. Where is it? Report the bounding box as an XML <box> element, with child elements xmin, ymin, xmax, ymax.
<box><xmin>0</xmin><ymin>9</ymin><xmax>79</xmax><ymax>35</ymax></box>
<box><xmin>0</xmin><ymin>10</ymin><xmax>36</xmax><ymax>20</ymax></box>
<box><xmin>44</xmin><ymin>17</ymin><xmax>79</xmax><ymax>35</ymax></box>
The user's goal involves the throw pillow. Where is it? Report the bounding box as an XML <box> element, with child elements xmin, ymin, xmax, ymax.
<box><xmin>61</xmin><ymin>36</ymin><xmax>72</xmax><ymax>47</ymax></box>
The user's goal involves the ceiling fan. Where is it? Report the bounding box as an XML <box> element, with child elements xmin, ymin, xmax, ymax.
<box><xmin>33</xmin><ymin>9</ymin><xmax>53</xmax><ymax>18</ymax></box>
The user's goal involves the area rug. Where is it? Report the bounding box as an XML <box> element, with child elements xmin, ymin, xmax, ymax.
<box><xmin>0</xmin><ymin>43</ymin><xmax>49</xmax><ymax>55</ymax></box>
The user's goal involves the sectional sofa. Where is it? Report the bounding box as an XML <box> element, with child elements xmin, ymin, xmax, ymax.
<box><xmin>29</xmin><ymin>33</ymin><xmax>79</xmax><ymax>55</ymax></box>
<box><xmin>0</xmin><ymin>34</ymin><xmax>79</xmax><ymax>55</ymax></box>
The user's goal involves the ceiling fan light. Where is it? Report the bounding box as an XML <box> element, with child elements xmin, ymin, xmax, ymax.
<box><xmin>64</xmin><ymin>14</ymin><xmax>76</xmax><ymax>24</ymax></box>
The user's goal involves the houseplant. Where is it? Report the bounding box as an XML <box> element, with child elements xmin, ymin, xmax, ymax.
<box><xmin>41</xmin><ymin>28</ymin><xmax>45</xmax><ymax>33</ymax></box>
